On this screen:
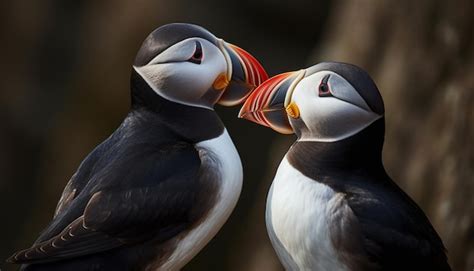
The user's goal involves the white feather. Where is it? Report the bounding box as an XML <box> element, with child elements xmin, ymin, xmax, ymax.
<box><xmin>156</xmin><ymin>129</ymin><xmax>243</xmax><ymax>271</ymax></box>
<box><xmin>134</xmin><ymin>38</ymin><xmax>227</xmax><ymax>110</ymax></box>
<box><xmin>266</xmin><ymin>157</ymin><xmax>349</xmax><ymax>271</ymax></box>
<box><xmin>289</xmin><ymin>71</ymin><xmax>382</xmax><ymax>142</ymax></box>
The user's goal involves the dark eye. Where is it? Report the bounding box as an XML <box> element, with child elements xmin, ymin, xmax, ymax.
<box><xmin>318</xmin><ymin>74</ymin><xmax>332</xmax><ymax>97</ymax></box>
<box><xmin>188</xmin><ymin>41</ymin><xmax>203</xmax><ymax>64</ymax></box>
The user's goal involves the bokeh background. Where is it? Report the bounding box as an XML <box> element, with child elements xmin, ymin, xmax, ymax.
<box><xmin>1</xmin><ymin>0</ymin><xmax>473</xmax><ymax>270</ymax></box>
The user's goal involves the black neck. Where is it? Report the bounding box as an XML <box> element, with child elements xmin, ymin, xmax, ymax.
<box><xmin>287</xmin><ymin>118</ymin><xmax>386</xmax><ymax>179</ymax></box>
<box><xmin>130</xmin><ymin>69</ymin><xmax>224</xmax><ymax>143</ymax></box>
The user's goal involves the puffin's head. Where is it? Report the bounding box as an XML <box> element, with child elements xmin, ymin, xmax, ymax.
<box><xmin>239</xmin><ymin>62</ymin><xmax>384</xmax><ymax>142</ymax></box>
<box><xmin>133</xmin><ymin>23</ymin><xmax>267</xmax><ymax>109</ymax></box>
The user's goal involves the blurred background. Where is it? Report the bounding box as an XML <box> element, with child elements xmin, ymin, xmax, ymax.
<box><xmin>1</xmin><ymin>0</ymin><xmax>473</xmax><ymax>270</ymax></box>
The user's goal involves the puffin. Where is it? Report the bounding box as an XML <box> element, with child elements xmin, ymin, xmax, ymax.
<box><xmin>8</xmin><ymin>23</ymin><xmax>268</xmax><ymax>271</ymax></box>
<box><xmin>239</xmin><ymin>62</ymin><xmax>451</xmax><ymax>271</ymax></box>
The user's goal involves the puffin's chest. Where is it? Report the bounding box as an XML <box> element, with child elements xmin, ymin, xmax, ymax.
<box><xmin>157</xmin><ymin>130</ymin><xmax>243</xmax><ymax>271</ymax></box>
<box><xmin>266</xmin><ymin>157</ymin><xmax>348</xmax><ymax>271</ymax></box>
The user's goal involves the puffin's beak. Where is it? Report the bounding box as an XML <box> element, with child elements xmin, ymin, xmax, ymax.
<box><xmin>217</xmin><ymin>41</ymin><xmax>268</xmax><ymax>106</ymax></box>
<box><xmin>238</xmin><ymin>70</ymin><xmax>305</xmax><ymax>134</ymax></box>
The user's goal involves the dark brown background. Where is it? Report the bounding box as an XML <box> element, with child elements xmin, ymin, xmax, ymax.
<box><xmin>1</xmin><ymin>0</ymin><xmax>473</xmax><ymax>270</ymax></box>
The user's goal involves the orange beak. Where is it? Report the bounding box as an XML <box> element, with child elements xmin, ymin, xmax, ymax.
<box><xmin>217</xmin><ymin>42</ymin><xmax>268</xmax><ymax>106</ymax></box>
<box><xmin>239</xmin><ymin>70</ymin><xmax>304</xmax><ymax>134</ymax></box>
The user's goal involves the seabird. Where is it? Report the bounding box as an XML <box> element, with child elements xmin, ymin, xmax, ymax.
<box><xmin>239</xmin><ymin>62</ymin><xmax>451</xmax><ymax>271</ymax></box>
<box><xmin>8</xmin><ymin>23</ymin><xmax>268</xmax><ymax>271</ymax></box>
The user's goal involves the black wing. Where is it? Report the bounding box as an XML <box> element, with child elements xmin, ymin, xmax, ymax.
<box><xmin>8</xmin><ymin>140</ymin><xmax>217</xmax><ymax>264</ymax></box>
<box><xmin>330</xmin><ymin>179</ymin><xmax>451</xmax><ymax>271</ymax></box>
<box><xmin>54</xmin><ymin>128</ymin><xmax>125</xmax><ymax>219</ymax></box>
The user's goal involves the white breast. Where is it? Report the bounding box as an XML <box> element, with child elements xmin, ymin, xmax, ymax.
<box><xmin>157</xmin><ymin>129</ymin><xmax>243</xmax><ymax>271</ymax></box>
<box><xmin>266</xmin><ymin>157</ymin><xmax>348</xmax><ymax>271</ymax></box>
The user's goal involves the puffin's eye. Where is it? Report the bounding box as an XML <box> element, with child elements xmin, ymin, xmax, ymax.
<box><xmin>188</xmin><ymin>41</ymin><xmax>203</xmax><ymax>64</ymax></box>
<box><xmin>318</xmin><ymin>74</ymin><xmax>332</xmax><ymax>97</ymax></box>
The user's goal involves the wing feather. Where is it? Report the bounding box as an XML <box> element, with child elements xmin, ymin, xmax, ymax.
<box><xmin>8</xmin><ymin>141</ymin><xmax>217</xmax><ymax>265</ymax></box>
<box><xmin>328</xmin><ymin>181</ymin><xmax>451</xmax><ymax>271</ymax></box>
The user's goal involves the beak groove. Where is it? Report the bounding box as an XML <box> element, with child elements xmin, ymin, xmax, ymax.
<box><xmin>239</xmin><ymin>71</ymin><xmax>303</xmax><ymax>134</ymax></box>
<box><xmin>228</xmin><ymin>44</ymin><xmax>267</xmax><ymax>89</ymax></box>
<box><xmin>217</xmin><ymin>42</ymin><xmax>268</xmax><ymax>106</ymax></box>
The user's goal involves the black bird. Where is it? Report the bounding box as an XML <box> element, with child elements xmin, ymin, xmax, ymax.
<box><xmin>239</xmin><ymin>62</ymin><xmax>451</xmax><ymax>270</ymax></box>
<box><xmin>8</xmin><ymin>23</ymin><xmax>268</xmax><ymax>271</ymax></box>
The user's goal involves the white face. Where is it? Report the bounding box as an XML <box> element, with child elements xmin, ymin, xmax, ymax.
<box><xmin>134</xmin><ymin>37</ymin><xmax>227</xmax><ymax>109</ymax></box>
<box><xmin>288</xmin><ymin>71</ymin><xmax>382</xmax><ymax>142</ymax></box>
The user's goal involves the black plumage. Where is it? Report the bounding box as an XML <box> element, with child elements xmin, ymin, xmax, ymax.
<box><xmin>8</xmin><ymin>70</ymin><xmax>224</xmax><ymax>270</ymax></box>
<box><xmin>305</xmin><ymin>62</ymin><xmax>385</xmax><ymax>115</ymax></box>
<box><xmin>240</xmin><ymin>61</ymin><xmax>451</xmax><ymax>270</ymax></box>
<box><xmin>9</xmin><ymin>21</ymin><xmax>269</xmax><ymax>270</ymax></box>
<box><xmin>133</xmin><ymin>23</ymin><xmax>217</xmax><ymax>67</ymax></box>
<box><xmin>287</xmin><ymin>117</ymin><xmax>451</xmax><ymax>270</ymax></box>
